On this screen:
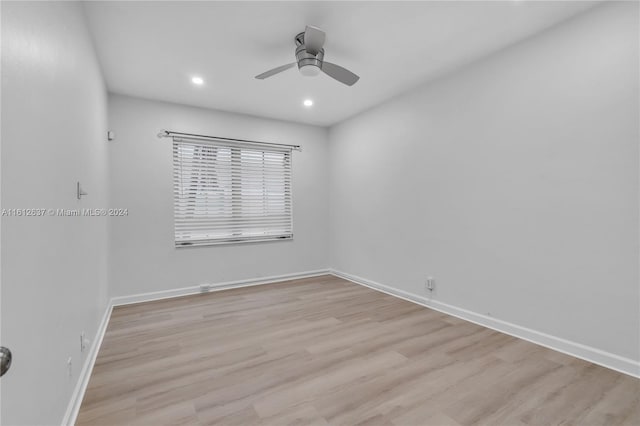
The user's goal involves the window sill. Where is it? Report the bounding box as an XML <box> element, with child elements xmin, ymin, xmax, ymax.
<box><xmin>175</xmin><ymin>235</ymin><xmax>293</xmax><ymax>248</ymax></box>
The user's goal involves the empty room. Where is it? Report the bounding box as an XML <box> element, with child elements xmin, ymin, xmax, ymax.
<box><xmin>1</xmin><ymin>0</ymin><xmax>638</xmax><ymax>425</ymax></box>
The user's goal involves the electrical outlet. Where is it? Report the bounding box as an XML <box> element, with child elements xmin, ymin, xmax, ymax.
<box><xmin>200</xmin><ymin>283</ymin><xmax>211</xmax><ymax>292</ymax></box>
<box><xmin>80</xmin><ymin>332</ymin><xmax>90</xmax><ymax>353</ymax></box>
<box><xmin>426</xmin><ymin>277</ymin><xmax>435</xmax><ymax>292</ymax></box>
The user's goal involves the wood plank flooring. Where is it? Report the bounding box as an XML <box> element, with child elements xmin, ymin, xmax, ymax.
<box><xmin>77</xmin><ymin>275</ymin><xmax>639</xmax><ymax>425</ymax></box>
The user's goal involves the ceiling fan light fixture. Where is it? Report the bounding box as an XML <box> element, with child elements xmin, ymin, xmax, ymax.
<box><xmin>299</xmin><ymin>64</ymin><xmax>321</xmax><ymax>77</ymax></box>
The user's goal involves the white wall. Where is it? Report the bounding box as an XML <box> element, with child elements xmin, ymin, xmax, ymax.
<box><xmin>329</xmin><ymin>2</ymin><xmax>639</xmax><ymax>363</ymax></box>
<box><xmin>107</xmin><ymin>94</ymin><xmax>329</xmax><ymax>298</ymax></box>
<box><xmin>1</xmin><ymin>1</ymin><xmax>109</xmax><ymax>425</ymax></box>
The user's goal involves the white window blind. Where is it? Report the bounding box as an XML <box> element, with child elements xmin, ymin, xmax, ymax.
<box><xmin>173</xmin><ymin>137</ymin><xmax>293</xmax><ymax>246</ymax></box>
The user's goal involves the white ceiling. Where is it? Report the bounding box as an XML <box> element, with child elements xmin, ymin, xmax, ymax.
<box><xmin>84</xmin><ymin>1</ymin><xmax>598</xmax><ymax>127</ymax></box>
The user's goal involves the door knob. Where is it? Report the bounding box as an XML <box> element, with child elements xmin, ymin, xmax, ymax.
<box><xmin>0</xmin><ymin>346</ymin><xmax>12</xmax><ymax>377</ymax></box>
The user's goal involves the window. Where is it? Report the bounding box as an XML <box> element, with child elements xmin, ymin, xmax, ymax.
<box><xmin>173</xmin><ymin>137</ymin><xmax>292</xmax><ymax>246</ymax></box>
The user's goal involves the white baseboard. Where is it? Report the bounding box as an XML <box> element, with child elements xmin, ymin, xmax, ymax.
<box><xmin>330</xmin><ymin>269</ymin><xmax>640</xmax><ymax>379</ymax></box>
<box><xmin>60</xmin><ymin>268</ymin><xmax>331</xmax><ymax>426</ymax></box>
<box><xmin>61</xmin><ymin>302</ymin><xmax>113</xmax><ymax>426</ymax></box>
<box><xmin>110</xmin><ymin>269</ymin><xmax>331</xmax><ymax>307</ymax></box>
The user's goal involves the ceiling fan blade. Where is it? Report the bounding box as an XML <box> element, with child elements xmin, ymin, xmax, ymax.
<box><xmin>321</xmin><ymin>62</ymin><xmax>360</xmax><ymax>86</ymax></box>
<box><xmin>255</xmin><ymin>63</ymin><xmax>296</xmax><ymax>79</ymax></box>
<box><xmin>304</xmin><ymin>25</ymin><xmax>326</xmax><ymax>55</ymax></box>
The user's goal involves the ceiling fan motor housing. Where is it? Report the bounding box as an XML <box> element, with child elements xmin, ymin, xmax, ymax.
<box><xmin>295</xmin><ymin>32</ymin><xmax>324</xmax><ymax>76</ymax></box>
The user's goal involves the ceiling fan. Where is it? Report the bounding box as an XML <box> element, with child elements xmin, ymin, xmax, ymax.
<box><xmin>255</xmin><ymin>26</ymin><xmax>360</xmax><ymax>86</ymax></box>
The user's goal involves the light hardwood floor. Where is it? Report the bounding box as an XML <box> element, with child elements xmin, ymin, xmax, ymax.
<box><xmin>77</xmin><ymin>275</ymin><xmax>639</xmax><ymax>426</ymax></box>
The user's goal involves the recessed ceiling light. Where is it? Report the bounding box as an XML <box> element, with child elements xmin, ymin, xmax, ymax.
<box><xmin>303</xmin><ymin>99</ymin><xmax>313</xmax><ymax>107</ymax></box>
<box><xmin>191</xmin><ymin>76</ymin><xmax>204</xmax><ymax>85</ymax></box>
